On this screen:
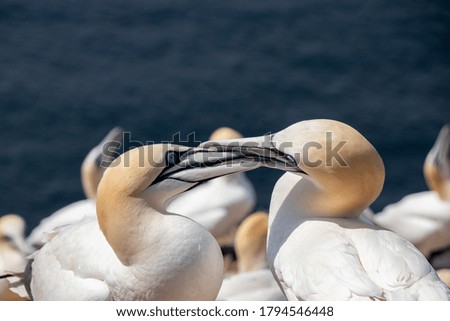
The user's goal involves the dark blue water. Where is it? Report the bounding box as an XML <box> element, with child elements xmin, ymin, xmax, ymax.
<box><xmin>0</xmin><ymin>0</ymin><xmax>449</xmax><ymax>233</ymax></box>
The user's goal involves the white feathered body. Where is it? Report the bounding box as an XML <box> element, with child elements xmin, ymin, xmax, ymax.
<box><xmin>268</xmin><ymin>173</ymin><xmax>450</xmax><ymax>301</ymax></box>
<box><xmin>30</xmin><ymin>216</ymin><xmax>223</xmax><ymax>301</ymax></box>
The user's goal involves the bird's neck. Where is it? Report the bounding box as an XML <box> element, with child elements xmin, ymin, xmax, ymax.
<box><xmin>270</xmin><ymin>173</ymin><xmax>367</xmax><ymax>222</ymax></box>
<box><xmin>97</xmin><ymin>194</ymin><xmax>162</xmax><ymax>266</ymax></box>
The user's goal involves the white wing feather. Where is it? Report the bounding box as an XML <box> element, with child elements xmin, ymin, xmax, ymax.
<box><xmin>273</xmin><ymin>220</ymin><xmax>450</xmax><ymax>300</ymax></box>
<box><xmin>30</xmin><ymin>219</ymin><xmax>122</xmax><ymax>300</ymax></box>
<box><xmin>27</xmin><ymin>200</ymin><xmax>96</xmax><ymax>248</ymax></box>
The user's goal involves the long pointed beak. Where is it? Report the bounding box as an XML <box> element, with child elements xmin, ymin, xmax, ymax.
<box><xmin>95</xmin><ymin>127</ymin><xmax>124</xmax><ymax>167</ymax></box>
<box><xmin>152</xmin><ymin>146</ymin><xmax>263</xmax><ymax>185</ymax></box>
<box><xmin>100</xmin><ymin>127</ymin><xmax>124</xmax><ymax>147</ymax></box>
<box><xmin>151</xmin><ymin>136</ymin><xmax>301</xmax><ymax>186</ymax></box>
<box><xmin>198</xmin><ymin>134</ymin><xmax>303</xmax><ymax>174</ymax></box>
<box><xmin>428</xmin><ymin>123</ymin><xmax>450</xmax><ymax>176</ymax></box>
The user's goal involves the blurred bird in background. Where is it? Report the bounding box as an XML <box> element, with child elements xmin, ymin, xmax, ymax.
<box><xmin>372</xmin><ymin>124</ymin><xmax>450</xmax><ymax>269</ymax></box>
<box><xmin>0</xmin><ymin>214</ymin><xmax>29</xmax><ymax>300</ymax></box>
<box><xmin>217</xmin><ymin>211</ymin><xmax>286</xmax><ymax>301</ymax></box>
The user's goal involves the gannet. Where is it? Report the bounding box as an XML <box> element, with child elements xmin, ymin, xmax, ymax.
<box><xmin>167</xmin><ymin>127</ymin><xmax>256</xmax><ymax>245</ymax></box>
<box><xmin>202</xmin><ymin>119</ymin><xmax>450</xmax><ymax>300</ymax></box>
<box><xmin>26</xmin><ymin>127</ymin><xmax>123</xmax><ymax>249</ymax></box>
<box><xmin>373</xmin><ymin>124</ymin><xmax>450</xmax><ymax>259</ymax></box>
<box><xmin>0</xmin><ymin>214</ymin><xmax>29</xmax><ymax>300</ymax></box>
<box><xmin>27</xmin><ymin>143</ymin><xmax>293</xmax><ymax>300</ymax></box>
<box><xmin>217</xmin><ymin>212</ymin><xmax>286</xmax><ymax>301</ymax></box>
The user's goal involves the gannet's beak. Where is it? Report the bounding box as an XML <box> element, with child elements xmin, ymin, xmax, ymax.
<box><xmin>198</xmin><ymin>134</ymin><xmax>303</xmax><ymax>174</ymax></box>
<box><xmin>428</xmin><ymin>124</ymin><xmax>450</xmax><ymax>175</ymax></box>
<box><xmin>95</xmin><ymin>127</ymin><xmax>125</xmax><ymax>167</ymax></box>
<box><xmin>151</xmin><ymin>138</ymin><xmax>301</xmax><ymax>187</ymax></box>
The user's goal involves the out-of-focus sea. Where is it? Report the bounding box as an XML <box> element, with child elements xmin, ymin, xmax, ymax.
<box><xmin>0</xmin><ymin>0</ymin><xmax>449</xmax><ymax>233</ymax></box>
